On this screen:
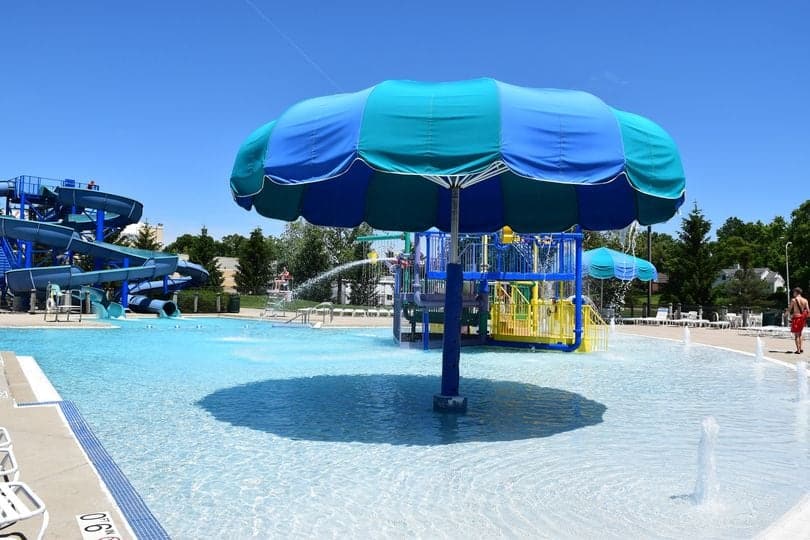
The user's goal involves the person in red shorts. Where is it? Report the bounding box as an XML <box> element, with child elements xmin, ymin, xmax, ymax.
<box><xmin>789</xmin><ymin>287</ymin><xmax>809</xmax><ymax>354</ymax></box>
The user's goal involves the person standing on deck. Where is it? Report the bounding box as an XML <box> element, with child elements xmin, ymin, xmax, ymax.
<box><xmin>788</xmin><ymin>287</ymin><xmax>809</xmax><ymax>354</ymax></box>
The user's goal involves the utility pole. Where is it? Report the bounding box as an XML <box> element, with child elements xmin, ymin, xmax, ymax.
<box><xmin>785</xmin><ymin>241</ymin><xmax>792</xmax><ymax>307</ymax></box>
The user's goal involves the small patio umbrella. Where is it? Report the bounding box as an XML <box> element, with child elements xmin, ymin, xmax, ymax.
<box><xmin>582</xmin><ymin>247</ymin><xmax>658</xmax><ymax>308</ymax></box>
<box><xmin>230</xmin><ymin>78</ymin><xmax>685</xmax><ymax>411</ymax></box>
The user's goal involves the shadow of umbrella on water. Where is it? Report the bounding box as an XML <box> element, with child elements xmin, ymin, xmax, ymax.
<box><xmin>197</xmin><ymin>374</ymin><xmax>606</xmax><ymax>446</ymax></box>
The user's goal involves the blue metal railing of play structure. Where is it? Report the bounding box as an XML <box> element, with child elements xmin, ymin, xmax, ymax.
<box><xmin>9</xmin><ymin>175</ymin><xmax>99</xmax><ymax>196</ymax></box>
<box><xmin>418</xmin><ymin>231</ymin><xmax>580</xmax><ymax>282</ymax></box>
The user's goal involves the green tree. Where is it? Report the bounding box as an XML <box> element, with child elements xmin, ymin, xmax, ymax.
<box><xmin>787</xmin><ymin>200</ymin><xmax>810</xmax><ymax>293</ymax></box>
<box><xmin>323</xmin><ymin>224</ymin><xmax>373</xmax><ymax>304</ymax></box>
<box><xmin>288</xmin><ymin>224</ymin><xmax>331</xmax><ymax>301</ymax></box>
<box><xmin>277</xmin><ymin>220</ymin><xmax>307</xmax><ymax>271</ymax></box>
<box><xmin>188</xmin><ymin>226</ymin><xmax>224</xmax><ymax>290</ymax></box>
<box><xmin>219</xmin><ymin>234</ymin><xmax>247</xmax><ymax>257</ymax></box>
<box><xmin>348</xmin><ymin>236</ymin><xmax>380</xmax><ymax>306</ymax></box>
<box><xmin>166</xmin><ymin>233</ymin><xmax>197</xmax><ymax>255</ymax></box>
<box><xmin>130</xmin><ymin>219</ymin><xmax>162</xmax><ymax>251</ymax></box>
<box><xmin>234</xmin><ymin>228</ymin><xmax>272</xmax><ymax>295</ymax></box>
<box><xmin>666</xmin><ymin>203</ymin><xmax>718</xmax><ymax>305</ymax></box>
<box><xmin>715</xmin><ymin>267</ymin><xmax>771</xmax><ymax>309</ymax></box>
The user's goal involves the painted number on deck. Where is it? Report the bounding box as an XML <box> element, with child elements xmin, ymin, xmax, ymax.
<box><xmin>76</xmin><ymin>511</ymin><xmax>122</xmax><ymax>540</ymax></box>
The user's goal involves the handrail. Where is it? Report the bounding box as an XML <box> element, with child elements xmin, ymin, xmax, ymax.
<box><xmin>282</xmin><ymin>302</ymin><xmax>334</xmax><ymax>325</ymax></box>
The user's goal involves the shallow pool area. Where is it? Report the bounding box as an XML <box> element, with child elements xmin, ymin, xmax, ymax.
<box><xmin>4</xmin><ymin>318</ymin><xmax>809</xmax><ymax>538</ymax></box>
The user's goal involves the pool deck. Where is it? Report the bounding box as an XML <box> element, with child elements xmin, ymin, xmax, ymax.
<box><xmin>0</xmin><ymin>311</ymin><xmax>808</xmax><ymax>538</ymax></box>
<box><xmin>616</xmin><ymin>323</ymin><xmax>808</xmax><ymax>366</ymax></box>
<box><xmin>1</xmin><ymin>351</ymin><xmax>135</xmax><ymax>540</ymax></box>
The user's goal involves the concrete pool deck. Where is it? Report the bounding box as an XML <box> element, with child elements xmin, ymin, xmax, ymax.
<box><xmin>0</xmin><ymin>311</ymin><xmax>808</xmax><ymax>538</ymax></box>
<box><xmin>1</xmin><ymin>351</ymin><xmax>135</xmax><ymax>540</ymax></box>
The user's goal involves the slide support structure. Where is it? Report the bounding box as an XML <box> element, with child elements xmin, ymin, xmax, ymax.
<box><xmin>121</xmin><ymin>257</ymin><xmax>129</xmax><ymax>309</ymax></box>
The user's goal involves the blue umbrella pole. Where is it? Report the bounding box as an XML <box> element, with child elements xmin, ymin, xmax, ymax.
<box><xmin>434</xmin><ymin>187</ymin><xmax>467</xmax><ymax>413</ymax></box>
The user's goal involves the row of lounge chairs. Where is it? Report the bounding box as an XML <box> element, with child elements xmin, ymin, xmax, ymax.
<box><xmin>328</xmin><ymin>307</ymin><xmax>394</xmax><ymax>317</ymax></box>
<box><xmin>0</xmin><ymin>427</ymin><xmax>49</xmax><ymax>540</ymax></box>
<box><xmin>625</xmin><ymin>308</ymin><xmax>763</xmax><ymax>329</ymax></box>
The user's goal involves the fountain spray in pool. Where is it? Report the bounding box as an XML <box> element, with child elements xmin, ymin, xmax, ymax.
<box><xmin>755</xmin><ymin>337</ymin><xmax>764</xmax><ymax>361</ymax></box>
<box><xmin>290</xmin><ymin>257</ymin><xmax>397</xmax><ymax>298</ymax></box>
<box><xmin>683</xmin><ymin>326</ymin><xmax>691</xmax><ymax>347</ymax></box>
<box><xmin>692</xmin><ymin>416</ymin><xmax>719</xmax><ymax>505</ymax></box>
<box><xmin>798</xmin><ymin>361</ymin><xmax>808</xmax><ymax>402</ymax></box>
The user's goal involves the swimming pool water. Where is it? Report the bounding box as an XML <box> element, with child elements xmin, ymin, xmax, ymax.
<box><xmin>4</xmin><ymin>318</ymin><xmax>809</xmax><ymax>538</ymax></box>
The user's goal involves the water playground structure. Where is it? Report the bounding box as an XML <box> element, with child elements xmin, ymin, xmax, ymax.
<box><xmin>359</xmin><ymin>229</ymin><xmax>608</xmax><ymax>352</ymax></box>
<box><xmin>0</xmin><ymin>175</ymin><xmax>208</xmax><ymax>318</ymax></box>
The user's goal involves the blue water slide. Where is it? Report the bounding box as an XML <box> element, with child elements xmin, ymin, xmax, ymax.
<box><xmin>41</xmin><ymin>187</ymin><xmax>144</xmax><ymax>231</ymax></box>
<box><xmin>0</xmin><ymin>216</ymin><xmax>180</xmax><ymax>317</ymax></box>
<box><xmin>75</xmin><ymin>286</ymin><xmax>125</xmax><ymax>319</ymax></box>
<box><xmin>127</xmin><ymin>260</ymin><xmax>210</xmax><ymax>295</ymax></box>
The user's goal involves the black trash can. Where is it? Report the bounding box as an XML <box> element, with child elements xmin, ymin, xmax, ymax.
<box><xmin>227</xmin><ymin>294</ymin><xmax>240</xmax><ymax>313</ymax></box>
<box><xmin>762</xmin><ymin>310</ymin><xmax>781</xmax><ymax>327</ymax></box>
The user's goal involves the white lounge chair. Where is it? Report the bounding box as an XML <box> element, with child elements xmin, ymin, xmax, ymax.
<box><xmin>0</xmin><ymin>449</ymin><xmax>18</xmax><ymax>482</ymax></box>
<box><xmin>0</xmin><ymin>428</ymin><xmax>9</xmax><ymax>449</ymax></box>
<box><xmin>639</xmin><ymin>307</ymin><xmax>670</xmax><ymax>325</ymax></box>
<box><xmin>683</xmin><ymin>311</ymin><xmax>710</xmax><ymax>327</ymax></box>
<box><xmin>707</xmin><ymin>315</ymin><xmax>730</xmax><ymax>329</ymax></box>
<box><xmin>0</xmin><ymin>452</ymin><xmax>18</xmax><ymax>485</ymax></box>
<box><xmin>0</xmin><ymin>481</ymin><xmax>49</xmax><ymax>540</ymax></box>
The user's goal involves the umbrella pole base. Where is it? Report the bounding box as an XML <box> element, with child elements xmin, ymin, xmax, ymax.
<box><xmin>433</xmin><ymin>394</ymin><xmax>468</xmax><ymax>413</ymax></box>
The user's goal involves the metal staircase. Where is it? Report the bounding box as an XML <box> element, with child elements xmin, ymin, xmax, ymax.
<box><xmin>0</xmin><ymin>248</ymin><xmax>10</xmax><ymax>287</ymax></box>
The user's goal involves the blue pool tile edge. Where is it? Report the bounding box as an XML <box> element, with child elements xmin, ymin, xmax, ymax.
<box><xmin>19</xmin><ymin>400</ymin><xmax>170</xmax><ymax>540</ymax></box>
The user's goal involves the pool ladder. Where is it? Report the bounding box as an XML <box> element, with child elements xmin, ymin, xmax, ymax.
<box><xmin>283</xmin><ymin>302</ymin><xmax>333</xmax><ymax>325</ymax></box>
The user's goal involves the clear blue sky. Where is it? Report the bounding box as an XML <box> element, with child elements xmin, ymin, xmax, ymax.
<box><xmin>1</xmin><ymin>1</ymin><xmax>808</xmax><ymax>242</ymax></box>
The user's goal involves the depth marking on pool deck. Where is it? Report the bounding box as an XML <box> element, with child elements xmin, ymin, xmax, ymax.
<box><xmin>19</xmin><ymin>400</ymin><xmax>170</xmax><ymax>540</ymax></box>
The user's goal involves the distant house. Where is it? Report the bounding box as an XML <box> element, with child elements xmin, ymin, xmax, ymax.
<box><xmin>714</xmin><ymin>265</ymin><xmax>785</xmax><ymax>293</ymax></box>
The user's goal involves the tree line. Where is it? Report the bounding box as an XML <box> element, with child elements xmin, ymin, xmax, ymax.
<box><xmin>140</xmin><ymin>198</ymin><xmax>809</xmax><ymax>311</ymax></box>
<box><xmin>589</xmin><ymin>199</ymin><xmax>810</xmax><ymax>311</ymax></box>
<box><xmin>162</xmin><ymin>221</ymin><xmax>382</xmax><ymax>304</ymax></box>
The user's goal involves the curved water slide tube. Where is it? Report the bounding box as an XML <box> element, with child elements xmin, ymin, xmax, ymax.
<box><xmin>75</xmin><ymin>286</ymin><xmax>126</xmax><ymax>319</ymax></box>
<box><xmin>42</xmin><ymin>187</ymin><xmax>144</xmax><ymax>231</ymax></box>
<box><xmin>127</xmin><ymin>259</ymin><xmax>210</xmax><ymax>295</ymax></box>
<box><xmin>0</xmin><ymin>217</ymin><xmax>180</xmax><ymax>317</ymax></box>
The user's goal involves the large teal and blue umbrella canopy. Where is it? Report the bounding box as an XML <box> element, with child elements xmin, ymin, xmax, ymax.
<box><xmin>582</xmin><ymin>247</ymin><xmax>658</xmax><ymax>281</ymax></box>
<box><xmin>230</xmin><ymin>78</ymin><xmax>685</xmax><ymax>233</ymax></box>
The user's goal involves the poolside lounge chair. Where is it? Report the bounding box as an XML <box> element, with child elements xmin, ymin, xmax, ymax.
<box><xmin>683</xmin><ymin>311</ymin><xmax>710</xmax><ymax>327</ymax></box>
<box><xmin>0</xmin><ymin>449</ymin><xmax>18</xmax><ymax>482</ymax></box>
<box><xmin>0</xmin><ymin>428</ymin><xmax>9</xmax><ymax>449</ymax></box>
<box><xmin>636</xmin><ymin>307</ymin><xmax>670</xmax><ymax>325</ymax></box>
<box><xmin>738</xmin><ymin>313</ymin><xmax>765</xmax><ymax>335</ymax></box>
<box><xmin>0</xmin><ymin>481</ymin><xmax>49</xmax><ymax>540</ymax></box>
<box><xmin>706</xmin><ymin>314</ymin><xmax>731</xmax><ymax>329</ymax></box>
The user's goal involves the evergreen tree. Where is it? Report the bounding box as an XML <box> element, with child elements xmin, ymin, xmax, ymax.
<box><xmin>666</xmin><ymin>203</ymin><xmax>718</xmax><ymax>305</ymax></box>
<box><xmin>130</xmin><ymin>219</ymin><xmax>162</xmax><ymax>251</ymax></box>
<box><xmin>234</xmin><ymin>227</ymin><xmax>272</xmax><ymax>295</ymax></box>
<box><xmin>188</xmin><ymin>226</ymin><xmax>224</xmax><ymax>290</ymax></box>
